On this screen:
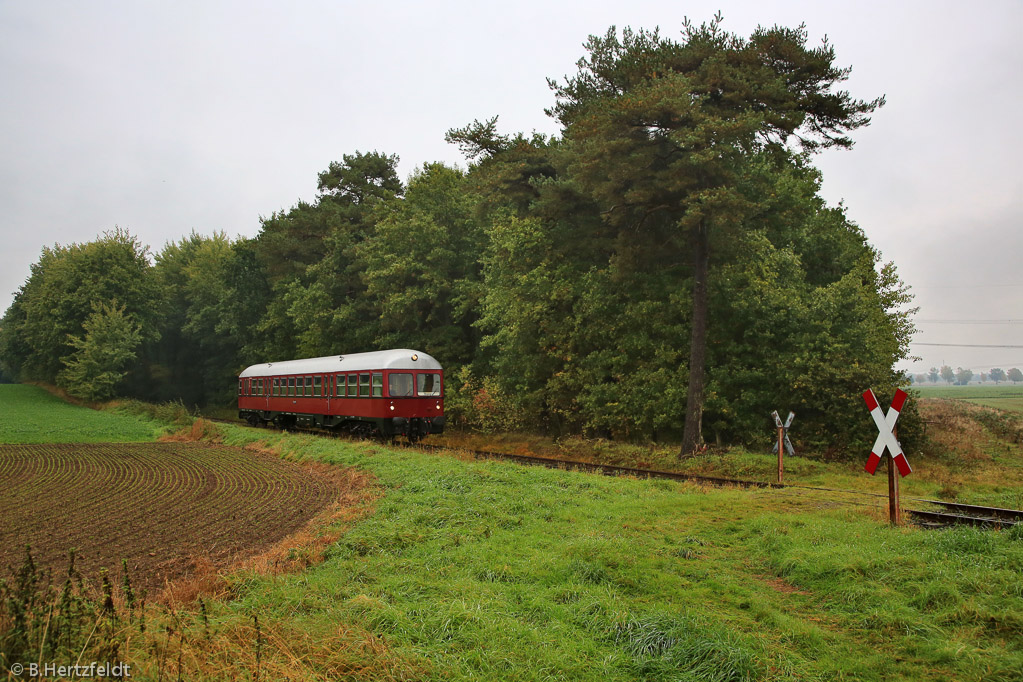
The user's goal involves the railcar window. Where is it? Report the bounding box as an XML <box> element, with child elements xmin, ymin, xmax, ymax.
<box><xmin>272</xmin><ymin>378</ymin><xmax>278</xmax><ymax>396</ymax></box>
<box><xmin>388</xmin><ymin>373</ymin><xmax>414</xmax><ymax>397</ymax></box>
<box><xmin>417</xmin><ymin>373</ymin><xmax>442</xmax><ymax>397</ymax></box>
<box><xmin>255</xmin><ymin>379</ymin><xmax>261</xmax><ymax>396</ymax></box>
<box><xmin>304</xmin><ymin>376</ymin><xmax>312</xmax><ymax>396</ymax></box>
<box><xmin>288</xmin><ymin>377</ymin><xmax>296</xmax><ymax>396</ymax></box>
<box><xmin>238</xmin><ymin>380</ymin><xmax>243</xmax><ymax>396</ymax></box>
<box><xmin>372</xmin><ymin>373</ymin><xmax>383</xmax><ymax>397</ymax></box>
<box><xmin>314</xmin><ymin>375</ymin><xmax>322</xmax><ymax>397</ymax></box>
<box><xmin>359</xmin><ymin>373</ymin><xmax>370</xmax><ymax>397</ymax></box>
<box><xmin>348</xmin><ymin>373</ymin><xmax>357</xmax><ymax>397</ymax></box>
<box><xmin>335</xmin><ymin>374</ymin><xmax>343</xmax><ymax>397</ymax></box>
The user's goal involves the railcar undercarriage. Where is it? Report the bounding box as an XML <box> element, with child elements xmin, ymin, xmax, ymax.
<box><xmin>239</xmin><ymin>409</ymin><xmax>444</xmax><ymax>442</ymax></box>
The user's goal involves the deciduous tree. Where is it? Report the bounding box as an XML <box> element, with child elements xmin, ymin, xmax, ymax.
<box><xmin>252</xmin><ymin>152</ymin><xmax>404</xmax><ymax>361</ymax></box>
<box><xmin>358</xmin><ymin>163</ymin><xmax>482</xmax><ymax>367</ymax></box>
<box><xmin>0</xmin><ymin>228</ymin><xmax>159</xmax><ymax>384</ymax></box>
<box><xmin>57</xmin><ymin>302</ymin><xmax>143</xmax><ymax>401</ymax></box>
<box><xmin>147</xmin><ymin>232</ymin><xmax>245</xmax><ymax>404</ymax></box>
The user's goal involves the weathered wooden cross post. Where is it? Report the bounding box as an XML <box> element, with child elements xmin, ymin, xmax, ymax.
<box><xmin>888</xmin><ymin>424</ymin><xmax>901</xmax><ymax>525</ymax></box>
<box><xmin>771</xmin><ymin>410</ymin><xmax>795</xmax><ymax>484</ymax></box>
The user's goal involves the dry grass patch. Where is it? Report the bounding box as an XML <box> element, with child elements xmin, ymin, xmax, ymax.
<box><xmin>918</xmin><ymin>399</ymin><xmax>993</xmax><ymax>462</ymax></box>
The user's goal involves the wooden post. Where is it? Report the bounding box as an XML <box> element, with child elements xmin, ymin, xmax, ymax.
<box><xmin>888</xmin><ymin>425</ymin><xmax>901</xmax><ymax>525</ymax></box>
<box><xmin>777</xmin><ymin>426</ymin><xmax>784</xmax><ymax>484</ymax></box>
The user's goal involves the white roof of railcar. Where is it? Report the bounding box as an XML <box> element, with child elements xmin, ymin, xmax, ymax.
<box><xmin>238</xmin><ymin>349</ymin><xmax>442</xmax><ymax>378</ymax></box>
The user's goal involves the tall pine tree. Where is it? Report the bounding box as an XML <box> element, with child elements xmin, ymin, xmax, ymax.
<box><xmin>547</xmin><ymin>16</ymin><xmax>884</xmax><ymax>455</ymax></box>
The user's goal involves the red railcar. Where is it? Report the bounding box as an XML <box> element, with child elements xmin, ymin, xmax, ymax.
<box><xmin>238</xmin><ymin>349</ymin><xmax>444</xmax><ymax>440</ymax></box>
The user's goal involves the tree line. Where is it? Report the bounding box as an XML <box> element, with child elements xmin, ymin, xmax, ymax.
<box><xmin>914</xmin><ymin>366</ymin><xmax>1023</xmax><ymax>385</ymax></box>
<box><xmin>0</xmin><ymin>17</ymin><xmax>915</xmax><ymax>455</ymax></box>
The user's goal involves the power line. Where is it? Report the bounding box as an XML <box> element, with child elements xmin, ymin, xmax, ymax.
<box><xmin>914</xmin><ymin>284</ymin><xmax>1023</xmax><ymax>289</ymax></box>
<box><xmin>915</xmin><ymin>319</ymin><xmax>1023</xmax><ymax>324</ymax></box>
<box><xmin>912</xmin><ymin>343</ymin><xmax>1023</xmax><ymax>349</ymax></box>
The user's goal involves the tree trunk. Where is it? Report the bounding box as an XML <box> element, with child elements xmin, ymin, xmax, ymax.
<box><xmin>680</xmin><ymin>221</ymin><xmax>709</xmax><ymax>457</ymax></box>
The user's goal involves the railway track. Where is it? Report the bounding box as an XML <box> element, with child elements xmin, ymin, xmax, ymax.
<box><xmin>213</xmin><ymin>417</ymin><xmax>1021</xmax><ymax>530</ymax></box>
<box><xmin>415</xmin><ymin>442</ymin><xmax>784</xmax><ymax>489</ymax></box>
<box><xmin>904</xmin><ymin>502</ymin><xmax>1023</xmax><ymax>529</ymax></box>
<box><xmin>425</xmin><ymin>444</ymin><xmax>1021</xmax><ymax>529</ymax></box>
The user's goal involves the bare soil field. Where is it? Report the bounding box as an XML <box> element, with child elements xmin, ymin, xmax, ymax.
<box><xmin>0</xmin><ymin>442</ymin><xmax>349</xmax><ymax>592</ymax></box>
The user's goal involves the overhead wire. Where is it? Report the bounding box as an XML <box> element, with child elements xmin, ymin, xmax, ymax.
<box><xmin>915</xmin><ymin>319</ymin><xmax>1023</xmax><ymax>324</ymax></box>
<box><xmin>912</xmin><ymin>343</ymin><xmax>1023</xmax><ymax>349</ymax></box>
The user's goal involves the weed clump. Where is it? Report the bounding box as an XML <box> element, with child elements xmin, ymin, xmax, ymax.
<box><xmin>114</xmin><ymin>398</ymin><xmax>192</xmax><ymax>428</ymax></box>
<box><xmin>0</xmin><ymin>546</ymin><xmax>121</xmax><ymax>673</ymax></box>
<box><xmin>613</xmin><ymin>613</ymin><xmax>764</xmax><ymax>681</ymax></box>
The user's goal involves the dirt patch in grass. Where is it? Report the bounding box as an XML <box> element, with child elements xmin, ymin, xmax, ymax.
<box><xmin>756</xmin><ymin>574</ymin><xmax>811</xmax><ymax>596</ymax></box>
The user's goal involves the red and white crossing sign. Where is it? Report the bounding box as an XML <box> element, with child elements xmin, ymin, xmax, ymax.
<box><xmin>863</xmin><ymin>388</ymin><xmax>912</xmax><ymax>477</ymax></box>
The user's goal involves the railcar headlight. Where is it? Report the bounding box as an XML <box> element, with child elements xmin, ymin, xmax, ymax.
<box><xmin>390</xmin><ymin>404</ymin><xmax>395</xmax><ymax>411</ymax></box>
<box><xmin>436</xmin><ymin>402</ymin><xmax>440</xmax><ymax>409</ymax></box>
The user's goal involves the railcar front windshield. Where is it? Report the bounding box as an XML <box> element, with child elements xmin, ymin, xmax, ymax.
<box><xmin>389</xmin><ymin>373</ymin><xmax>414</xmax><ymax>397</ymax></box>
<box><xmin>417</xmin><ymin>373</ymin><xmax>442</xmax><ymax>397</ymax></box>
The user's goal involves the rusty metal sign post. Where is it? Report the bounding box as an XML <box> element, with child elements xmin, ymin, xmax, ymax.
<box><xmin>862</xmin><ymin>389</ymin><xmax>912</xmax><ymax>525</ymax></box>
<box><xmin>771</xmin><ymin>410</ymin><xmax>795</xmax><ymax>484</ymax></box>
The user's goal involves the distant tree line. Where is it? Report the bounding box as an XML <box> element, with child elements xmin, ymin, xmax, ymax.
<box><xmin>0</xmin><ymin>18</ymin><xmax>916</xmax><ymax>455</ymax></box>
<box><xmin>915</xmin><ymin>366</ymin><xmax>1022</xmax><ymax>385</ymax></box>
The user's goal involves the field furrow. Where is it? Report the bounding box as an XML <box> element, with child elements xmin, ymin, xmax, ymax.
<box><xmin>0</xmin><ymin>442</ymin><xmax>345</xmax><ymax>591</ymax></box>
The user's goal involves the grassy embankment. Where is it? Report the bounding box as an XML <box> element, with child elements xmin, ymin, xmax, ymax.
<box><xmin>2</xmin><ymin>386</ymin><xmax>1022</xmax><ymax>680</ymax></box>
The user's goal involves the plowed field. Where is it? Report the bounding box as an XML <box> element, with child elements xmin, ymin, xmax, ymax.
<box><xmin>0</xmin><ymin>442</ymin><xmax>346</xmax><ymax>591</ymax></box>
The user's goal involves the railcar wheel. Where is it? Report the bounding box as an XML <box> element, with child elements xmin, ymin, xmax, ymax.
<box><xmin>246</xmin><ymin>414</ymin><xmax>261</xmax><ymax>427</ymax></box>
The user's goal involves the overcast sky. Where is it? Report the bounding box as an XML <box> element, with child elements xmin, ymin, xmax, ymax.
<box><xmin>2</xmin><ymin>0</ymin><xmax>1020</xmax><ymax>377</ymax></box>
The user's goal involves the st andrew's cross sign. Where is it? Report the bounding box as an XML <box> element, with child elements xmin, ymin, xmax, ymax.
<box><xmin>862</xmin><ymin>388</ymin><xmax>912</xmax><ymax>478</ymax></box>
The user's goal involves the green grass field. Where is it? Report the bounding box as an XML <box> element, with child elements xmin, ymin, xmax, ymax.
<box><xmin>0</xmin><ymin>384</ymin><xmax>164</xmax><ymax>442</ymax></box>
<box><xmin>915</xmin><ymin>384</ymin><xmax>1023</xmax><ymax>413</ymax></box>
<box><xmin>3</xmin><ymin>389</ymin><xmax>1022</xmax><ymax>680</ymax></box>
<box><xmin>173</xmin><ymin>425</ymin><xmax>1021</xmax><ymax>681</ymax></box>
